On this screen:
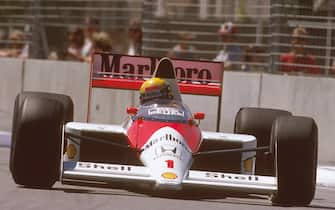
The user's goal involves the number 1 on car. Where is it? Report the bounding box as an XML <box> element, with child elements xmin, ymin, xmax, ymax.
<box><xmin>165</xmin><ymin>160</ymin><xmax>174</xmax><ymax>168</ymax></box>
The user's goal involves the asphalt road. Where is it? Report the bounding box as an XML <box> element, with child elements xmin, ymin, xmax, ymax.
<box><xmin>1</xmin><ymin>147</ymin><xmax>335</xmax><ymax>210</ymax></box>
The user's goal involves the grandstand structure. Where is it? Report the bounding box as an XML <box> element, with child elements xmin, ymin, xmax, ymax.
<box><xmin>0</xmin><ymin>0</ymin><xmax>334</xmax><ymax>75</ymax></box>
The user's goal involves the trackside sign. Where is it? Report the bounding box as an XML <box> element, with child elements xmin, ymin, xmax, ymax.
<box><xmin>91</xmin><ymin>52</ymin><xmax>223</xmax><ymax>96</ymax></box>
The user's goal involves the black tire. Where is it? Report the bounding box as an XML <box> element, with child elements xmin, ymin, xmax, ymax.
<box><xmin>10</xmin><ymin>92</ymin><xmax>73</xmax><ymax>188</ymax></box>
<box><xmin>12</xmin><ymin>91</ymin><xmax>74</xmax><ymax>122</ymax></box>
<box><xmin>234</xmin><ymin>107</ymin><xmax>291</xmax><ymax>175</ymax></box>
<box><xmin>271</xmin><ymin>116</ymin><xmax>318</xmax><ymax>206</ymax></box>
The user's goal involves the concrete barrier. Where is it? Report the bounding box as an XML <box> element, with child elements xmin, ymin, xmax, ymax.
<box><xmin>23</xmin><ymin>59</ymin><xmax>90</xmax><ymax>122</ymax></box>
<box><xmin>182</xmin><ymin>94</ymin><xmax>219</xmax><ymax>131</ymax></box>
<box><xmin>0</xmin><ymin>57</ymin><xmax>24</xmax><ymax>132</ymax></box>
<box><xmin>260</xmin><ymin>73</ymin><xmax>335</xmax><ymax>165</ymax></box>
<box><xmin>89</xmin><ymin>88</ymin><xmax>138</xmax><ymax>124</ymax></box>
<box><xmin>220</xmin><ymin>71</ymin><xmax>262</xmax><ymax>132</ymax></box>
<box><xmin>221</xmin><ymin>71</ymin><xmax>335</xmax><ymax>164</ymax></box>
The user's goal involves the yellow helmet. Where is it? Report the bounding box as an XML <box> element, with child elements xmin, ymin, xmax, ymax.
<box><xmin>139</xmin><ymin>78</ymin><xmax>173</xmax><ymax>104</ymax></box>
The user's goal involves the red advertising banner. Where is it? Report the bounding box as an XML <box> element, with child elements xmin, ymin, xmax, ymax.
<box><xmin>91</xmin><ymin>52</ymin><xmax>223</xmax><ymax>96</ymax></box>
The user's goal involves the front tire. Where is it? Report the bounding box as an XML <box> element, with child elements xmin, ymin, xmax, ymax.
<box><xmin>10</xmin><ymin>92</ymin><xmax>73</xmax><ymax>188</ymax></box>
<box><xmin>234</xmin><ymin>107</ymin><xmax>291</xmax><ymax>175</ymax></box>
<box><xmin>271</xmin><ymin>116</ymin><xmax>318</xmax><ymax>206</ymax></box>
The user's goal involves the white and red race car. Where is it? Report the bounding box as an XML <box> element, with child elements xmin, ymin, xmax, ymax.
<box><xmin>10</xmin><ymin>54</ymin><xmax>317</xmax><ymax>206</ymax></box>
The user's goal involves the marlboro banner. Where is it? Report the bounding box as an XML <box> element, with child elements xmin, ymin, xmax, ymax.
<box><xmin>91</xmin><ymin>52</ymin><xmax>223</xmax><ymax>96</ymax></box>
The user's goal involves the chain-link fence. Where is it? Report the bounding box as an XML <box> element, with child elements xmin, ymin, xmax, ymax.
<box><xmin>0</xmin><ymin>0</ymin><xmax>334</xmax><ymax>76</ymax></box>
<box><xmin>0</xmin><ymin>0</ymin><xmax>142</xmax><ymax>59</ymax></box>
<box><xmin>142</xmin><ymin>0</ymin><xmax>271</xmax><ymax>72</ymax></box>
<box><xmin>142</xmin><ymin>0</ymin><xmax>335</xmax><ymax>76</ymax></box>
<box><xmin>271</xmin><ymin>0</ymin><xmax>335</xmax><ymax>75</ymax></box>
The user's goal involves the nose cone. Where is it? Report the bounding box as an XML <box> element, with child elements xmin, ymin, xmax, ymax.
<box><xmin>140</xmin><ymin>127</ymin><xmax>192</xmax><ymax>189</ymax></box>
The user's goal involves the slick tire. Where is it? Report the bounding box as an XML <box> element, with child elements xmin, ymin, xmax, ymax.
<box><xmin>234</xmin><ymin>107</ymin><xmax>291</xmax><ymax>175</ymax></box>
<box><xmin>271</xmin><ymin>116</ymin><xmax>318</xmax><ymax>206</ymax></box>
<box><xmin>10</xmin><ymin>92</ymin><xmax>73</xmax><ymax>188</ymax></box>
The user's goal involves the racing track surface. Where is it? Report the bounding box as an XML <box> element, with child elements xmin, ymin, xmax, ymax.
<box><xmin>1</xmin><ymin>147</ymin><xmax>335</xmax><ymax>210</ymax></box>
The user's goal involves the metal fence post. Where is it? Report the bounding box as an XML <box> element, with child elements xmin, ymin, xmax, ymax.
<box><xmin>325</xmin><ymin>8</ymin><xmax>333</xmax><ymax>75</ymax></box>
<box><xmin>29</xmin><ymin>0</ymin><xmax>48</xmax><ymax>59</ymax></box>
<box><xmin>270</xmin><ymin>0</ymin><xmax>283</xmax><ymax>73</ymax></box>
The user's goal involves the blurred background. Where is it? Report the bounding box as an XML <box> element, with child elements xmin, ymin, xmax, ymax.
<box><xmin>1</xmin><ymin>0</ymin><xmax>335</xmax><ymax>75</ymax></box>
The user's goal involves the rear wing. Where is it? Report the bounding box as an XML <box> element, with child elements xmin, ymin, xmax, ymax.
<box><xmin>90</xmin><ymin>52</ymin><xmax>223</xmax><ymax>96</ymax></box>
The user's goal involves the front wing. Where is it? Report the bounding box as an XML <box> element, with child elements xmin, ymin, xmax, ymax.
<box><xmin>62</xmin><ymin>161</ymin><xmax>277</xmax><ymax>195</ymax></box>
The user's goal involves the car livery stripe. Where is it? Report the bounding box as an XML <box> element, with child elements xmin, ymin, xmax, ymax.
<box><xmin>127</xmin><ymin>120</ymin><xmax>201</xmax><ymax>153</ymax></box>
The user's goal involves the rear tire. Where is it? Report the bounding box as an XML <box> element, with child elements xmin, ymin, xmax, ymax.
<box><xmin>10</xmin><ymin>92</ymin><xmax>73</xmax><ymax>188</ymax></box>
<box><xmin>234</xmin><ymin>107</ymin><xmax>291</xmax><ymax>175</ymax></box>
<box><xmin>271</xmin><ymin>116</ymin><xmax>318</xmax><ymax>206</ymax></box>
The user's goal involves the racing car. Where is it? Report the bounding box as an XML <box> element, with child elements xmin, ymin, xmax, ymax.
<box><xmin>9</xmin><ymin>56</ymin><xmax>317</xmax><ymax>206</ymax></box>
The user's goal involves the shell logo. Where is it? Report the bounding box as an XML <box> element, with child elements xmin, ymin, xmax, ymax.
<box><xmin>161</xmin><ymin>172</ymin><xmax>178</xmax><ymax>180</ymax></box>
<box><xmin>67</xmin><ymin>144</ymin><xmax>77</xmax><ymax>159</ymax></box>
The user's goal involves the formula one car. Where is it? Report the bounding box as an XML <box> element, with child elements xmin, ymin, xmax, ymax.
<box><xmin>9</xmin><ymin>57</ymin><xmax>317</xmax><ymax>206</ymax></box>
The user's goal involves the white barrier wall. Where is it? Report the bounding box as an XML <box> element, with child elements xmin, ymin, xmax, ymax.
<box><xmin>0</xmin><ymin>58</ymin><xmax>24</xmax><ymax>131</ymax></box>
<box><xmin>220</xmin><ymin>71</ymin><xmax>262</xmax><ymax>132</ymax></box>
<box><xmin>260</xmin><ymin>73</ymin><xmax>335</xmax><ymax>165</ymax></box>
<box><xmin>182</xmin><ymin>94</ymin><xmax>219</xmax><ymax>131</ymax></box>
<box><xmin>221</xmin><ymin>71</ymin><xmax>335</xmax><ymax>165</ymax></box>
<box><xmin>89</xmin><ymin>88</ymin><xmax>138</xmax><ymax>124</ymax></box>
<box><xmin>23</xmin><ymin>59</ymin><xmax>90</xmax><ymax>122</ymax></box>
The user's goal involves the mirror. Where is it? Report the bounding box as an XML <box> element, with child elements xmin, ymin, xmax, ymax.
<box><xmin>194</xmin><ymin>112</ymin><xmax>205</xmax><ymax>120</ymax></box>
<box><xmin>127</xmin><ymin>107</ymin><xmax>138</xmax><ymax>115</ymax></box>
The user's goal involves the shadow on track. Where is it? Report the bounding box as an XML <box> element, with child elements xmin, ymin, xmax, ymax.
<box><xmin>17</xmin><ymin>183</ymin><xmax>335</xmax><ymax>209</ymax></box>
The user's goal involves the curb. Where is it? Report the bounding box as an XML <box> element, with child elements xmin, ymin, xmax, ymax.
<box><xmin>0</xmin><ymin>131</ymin><xmax>11</xmax><ymax>147</ymax></box>
<box><xmin>317</xmin><ymin>166</ymin><xmax>335</xmax><ymax>188</ymax></box>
